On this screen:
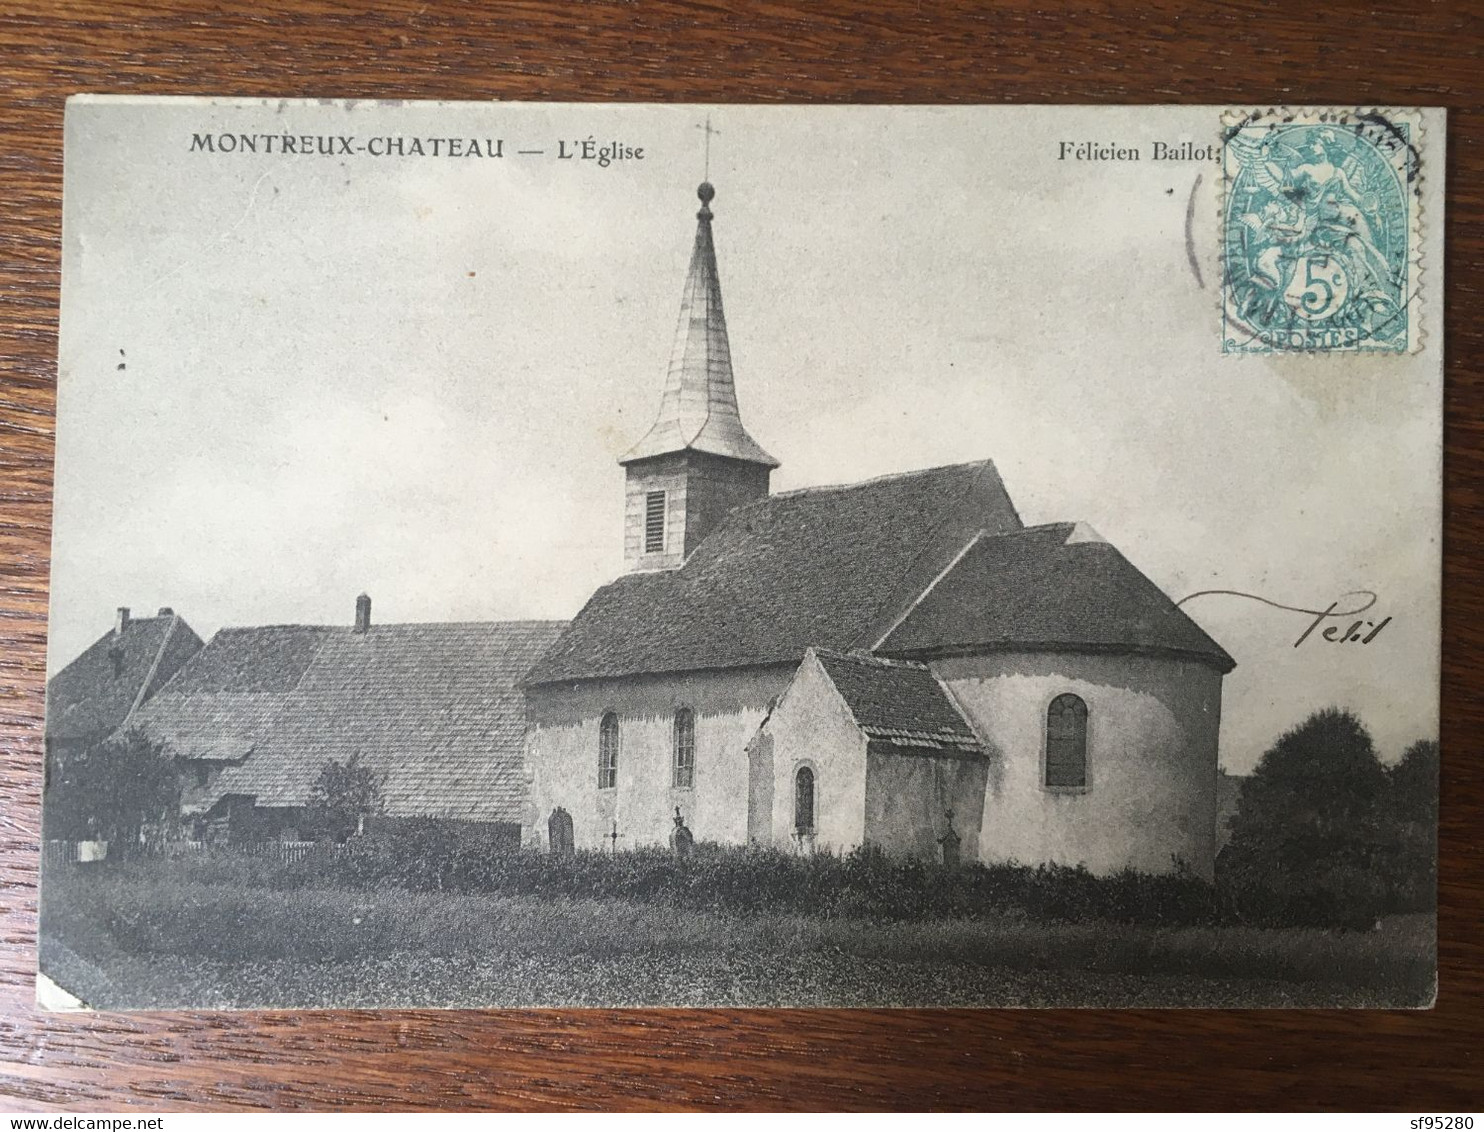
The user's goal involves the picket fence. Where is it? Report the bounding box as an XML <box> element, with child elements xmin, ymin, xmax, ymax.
<box><xmin>43</xmin><ymin>839</ymin><xmax>347</xmax><ymax>866</ymax></box>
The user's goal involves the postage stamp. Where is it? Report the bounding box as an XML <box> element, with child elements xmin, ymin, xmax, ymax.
<box><xmin>1221</xmin><ymin>108</ymin><xmax>1423</xmax><ymax>354</ymax></box>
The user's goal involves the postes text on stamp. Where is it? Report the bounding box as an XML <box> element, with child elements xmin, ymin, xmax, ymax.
<box><xmin>1221</xmin><ymin>109</ymin><xmax>1421</xmax><ymax>355</ymax></box>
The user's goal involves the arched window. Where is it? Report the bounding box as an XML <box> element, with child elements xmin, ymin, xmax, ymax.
<box><xmin>794</xmin><ymin>766</ymin><xmax>815</xmax><ymax>835</ymax></box>
<box><xmin>598</xmin><ymin>712</ymin><xmax>619</xmax><ymax>789</ymax></box>
<box><xmin>672</xmin><ymin>708</ymin><xmax>695</xmax><ymax>789</ymax></box>
<box><xmin>1045</xmin><ymin>694</ymin><xmax>1089</xmax><ymax>789</ymax></box>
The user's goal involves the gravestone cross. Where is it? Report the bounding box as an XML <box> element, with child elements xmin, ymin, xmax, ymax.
<box><xmin>938</xmin><ymin>809</ymin><xmax>961</xmax><ymax>868</ymax></box>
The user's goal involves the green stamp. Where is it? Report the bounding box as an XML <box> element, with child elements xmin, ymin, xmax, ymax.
<box><xmin>1222</xmin><ymin>109</ymin><xmax>1421</xmax><ymax>354</ymax></box>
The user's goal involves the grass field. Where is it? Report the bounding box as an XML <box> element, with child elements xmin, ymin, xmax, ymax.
<box><xmin>40</xmin><ymin>866</ymin><xmax>1435</xmax><ymax>1009</ymax></box>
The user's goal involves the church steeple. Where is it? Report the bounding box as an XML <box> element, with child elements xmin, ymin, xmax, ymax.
<box><xmin>620</xmin><ymin>183</ymin><xmax>777</xmax><ymax>572</ymax></box>
<box><xmin>621</xmin><ymin>183</ymin><xmax>778</xmax><ymax>468</ymax></box>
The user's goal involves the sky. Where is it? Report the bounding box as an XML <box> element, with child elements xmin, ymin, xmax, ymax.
<box><xmin>53</xmin><ymin>101</ymin><xmax>1443</xmax><ymax>771</ymax></box>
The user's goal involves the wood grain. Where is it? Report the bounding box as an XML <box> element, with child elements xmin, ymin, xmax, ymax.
<box><xmin>1</xmin><ymin>0</ymin><xmax>1480</xmax><ymax>1111</ymax></box>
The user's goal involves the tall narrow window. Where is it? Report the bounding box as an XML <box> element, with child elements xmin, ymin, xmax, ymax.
<box><xmin>644</xmin><ymin>491</ymin><xmax>667</xmax><ymax>553</ymax></box>
<box><xmin>794</xmin><ymin>766</ymin><xmax>815</xmax><ymax>835</ymax></box>
<box><xmin>672</xmin><ymin>708</ymin><xmax>695</xmax><ymax>789</ymax></box>
<box><xmin>1045</xmin><ymin>693</ymin><xmax>1089</xmax><ymax>789</ymax></box>
<box><xmin>598</xmin><ymin>712</ymin><xmax>619</xmax><ymax>789</ymax></box>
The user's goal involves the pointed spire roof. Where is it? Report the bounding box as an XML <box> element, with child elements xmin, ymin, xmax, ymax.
<box><xmin>621</xmin><ymin>183</ymin><xmax>779</xmax><ymax>468</ymax></box>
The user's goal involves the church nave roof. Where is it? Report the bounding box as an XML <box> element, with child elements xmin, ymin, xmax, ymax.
<box><xmin>526</xmin><ymin>459</ymin><xmax>1023</xmax><ymax>684</ymax></box>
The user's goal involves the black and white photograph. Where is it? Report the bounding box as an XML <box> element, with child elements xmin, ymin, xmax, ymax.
<box><xmin>39</xmin><ymin>99</ymin><xmax>1443</xmax><ymax>1009</ymax></box>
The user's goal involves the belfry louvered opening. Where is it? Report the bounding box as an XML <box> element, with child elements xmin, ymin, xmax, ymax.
<box><xmin>644</xmin><ymin>490</ymin><xmax>667</xmax><ymax>553</ymax></box>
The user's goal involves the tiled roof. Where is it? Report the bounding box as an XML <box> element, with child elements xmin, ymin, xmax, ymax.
<box><xmin>207</xmin><ymin>621</ymin><xmax>567</xmax><ymax>822</ymax></box>
<box><xmin>162</xmin><ymin>625</ymin><xmax>332</xmax><ymax>694</ymax></box>
<box><xmin>527</xmin><ymin>460</ymin><xmax>1023</xmax><ymax>684</ymax></box>
<box><xmin>46</xmin><ymin>613</ymin><xmax>204</xmax><ymax>745</ymax></box>
<box><xmin>813</xmin><ymin>649</ymin><xmax>982</xmax><ymax>753</ymax></box>
<box><xmin>129</xmin><ymin>626</ymin><xmax>331</xmax><ymax>763</ymax></box>
<box><xmin>621</xmin><ymin>183</ymin><xmax>777</xmax><ymax>468</ymax></box>
<box><xmin>879</xmin><ymin>523</ymin><xmax>1235</xmax><ymax>671</ymax></box>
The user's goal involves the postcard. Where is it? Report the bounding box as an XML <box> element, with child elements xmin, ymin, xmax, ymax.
<box><xmin>39</xmin><ymin>99</ymin><xmax>1442</xmax><ymax>1009</ymax></box>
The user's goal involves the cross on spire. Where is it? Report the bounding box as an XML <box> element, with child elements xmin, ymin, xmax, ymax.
<box><xmin>697</xmin><ymin>115</ymin><xmax>719</xmax><ymax>181</ymax></box>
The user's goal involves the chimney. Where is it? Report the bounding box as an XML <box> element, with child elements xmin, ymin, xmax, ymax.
<box><xmin>354</xmin><ymin>593</ymin><xmax>371</xmax><ymax>634</ymax></box>
<box><xmin>157</xmin><ymin>606</ymin><xmax>174</xmax><ymax>617</ymax></box>
<box><xmin>115</xmin><ymin>607</ymin><xmax>130</xmax><ymax>635</ymax></box>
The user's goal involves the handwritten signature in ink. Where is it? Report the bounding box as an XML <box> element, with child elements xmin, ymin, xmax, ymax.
<box><xmin>1175</xmin><ymin>590</ymin><xmax>1391</xmax><ymax>649</ymax></box>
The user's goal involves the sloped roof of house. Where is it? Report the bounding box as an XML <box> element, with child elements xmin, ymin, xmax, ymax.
<box><xmin>135</xmin><ymin>620</ymin><xmax>567</xmax><ymax>823</ymax></box>
<box><xmin>218</xmin><ymin>622</ymin><xmax>564</xmax><ymax>820</ymax></box>
<box><xmin>812</xmin><ymin>649</ymin><xmax>982</xmax><ymax>754</ymax></box>
<box><xmin>527</xmin><ymin>460</ymin><xmax>1023</xmax><ymax>684</ymax></box>
<box><xmin>45</xmin><ymin>612</ymin><xmax>204</xmax><ymax>745</ymax></box>
<box><xmin>128</xmin><ymin>626</ymin><xmax>332</xmax><ymax>763</ymax></box>
<box><xmin>879</xmin><ymin>523</ymin><xmax>1235</xmax><ymax>672</ymax></box>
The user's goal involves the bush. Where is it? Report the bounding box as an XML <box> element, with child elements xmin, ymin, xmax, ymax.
<box><xmin>85</xmin><ymin>836</ymin><xmax>1217</xmax><ymax>928</ymax></box>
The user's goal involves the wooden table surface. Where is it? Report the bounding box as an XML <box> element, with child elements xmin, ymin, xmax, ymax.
<box><xmin>1</xmin><ymin>0</ymin><xmax>1480</xmax><ymax>1111</ymax></box>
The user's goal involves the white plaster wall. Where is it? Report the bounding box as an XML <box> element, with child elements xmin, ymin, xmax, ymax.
<box><xmin>863</xmin><ymin>747</ymin><xmax>988</xmax><ymax>861</ymax></box>
<box><xmin>932</xmin><ymin>652</ymin><xmax>1224</xmax><ymax>879</ymax></box>
<box><xmin>525</xmin><ymin>665</ymin><xmax>793</xmax><ymax>850</ymax></box>
<box><xmin>756</xmin><ymin>652</ymin><xmax>868</xmax><ymax>854</ymax></box>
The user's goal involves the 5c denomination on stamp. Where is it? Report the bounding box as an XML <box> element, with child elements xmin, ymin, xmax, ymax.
<box><xmin>1221</xmin><ymin>108</ymin><xmax>1422</xmax><ymax>354</ymax></box>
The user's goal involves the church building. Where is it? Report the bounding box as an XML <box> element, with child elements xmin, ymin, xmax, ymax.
<box><xmin>523</xmin><ymin>182</ymin><xmax>1236</xmax><ymax>878</ymax></box>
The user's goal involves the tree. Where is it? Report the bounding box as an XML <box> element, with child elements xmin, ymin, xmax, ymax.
<box><xmin>307</xmin><ymin>754</ymin><xmax>383</xmax><ymax>842</ymax></box>
<box><xmin>46</xmin><ymin>729</ymin><xmax>180</xmax><ymax>854</ymax></box>
<box><xmin>1383</xmin><ymin>738</ymin><xmax>1439</xmax><ymax>911</ymax></box>
<box><xmin>1389</xmin><ymin>739</ymin><xmax>1439</xmax><ymax>823</ymax></box>
<box><xmin>1218</xmin><ymin>708</ymin><xmax>1391</xmax><ymax>928</ymax></box>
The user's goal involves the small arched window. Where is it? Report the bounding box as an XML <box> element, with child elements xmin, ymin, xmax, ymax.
<box><xmin>598</xmin><ymin>712</ymin><xmax>619</xmax><ymax>789</ymax></box>
<box><xmin>1045</xmin><ymin>693</ymin><xmax>1089</xmax><ymax>789</ymax></box>
<box><xmin>794</xmin><ymin>766</ymin><xmax>816</xmax><ymax>835</ymax></box>
<box><xmin>672</xmin><ymin>708</ymin><xmax>695</xmax><ymax>789</ymax></box>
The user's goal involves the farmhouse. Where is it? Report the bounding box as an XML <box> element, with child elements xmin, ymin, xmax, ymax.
<box><xmin>43</xmin><ymin>607</ymin><xmax>204</xmax><ymax>837</ymax></box>
<box><xmin>44</xmin><ymin>607</ymin><xmax>203</xmax><ymax>760</ymax></box>
<box><xmin>523</xmin><ymin>182</ymin><xmax>1235</xmax><ymax>877</ymax></box>
<box><xmin>116</xmin><ymin>601</ymin><xmax>564</xmax><ymax>845</ymax></box>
